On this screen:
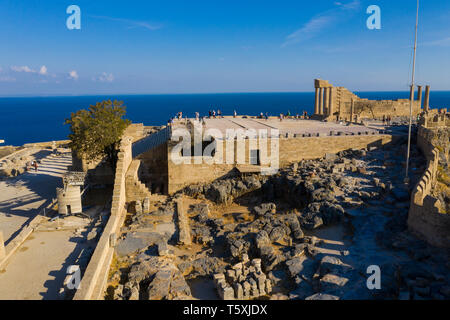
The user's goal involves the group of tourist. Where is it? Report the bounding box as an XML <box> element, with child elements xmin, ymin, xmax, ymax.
<box><xmin>208</xmin><ymin>109</ymin><xmax>223</xmax><ymax>118</ymax></box>
<box><xmin>167</xmin><ymin>109</ymin><xmax>310</xmax><ymax>126</ymax></box>
<box><xmin>279</xmin><ymin>111</ymin><xmax>309</xmax><ymax>121</ymax></box>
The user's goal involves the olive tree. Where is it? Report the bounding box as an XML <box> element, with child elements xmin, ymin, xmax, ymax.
<box><xmin>65</xmin><ymin>100</ymin><xmax>131</xmax><ymax>169</ymax></box>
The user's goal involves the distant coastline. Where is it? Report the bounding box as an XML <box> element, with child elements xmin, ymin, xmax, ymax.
<box><xmin>1</xmin><ymin>91</ymin><xmax>449</xmax><ymax>146</ymax></box>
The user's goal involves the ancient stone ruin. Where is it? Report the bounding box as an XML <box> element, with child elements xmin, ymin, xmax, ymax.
<box><xmin>214</xmin><ymin>257</ymin><xmax>272</xmax><ymax>300</ymax></box>
<box><xmin>56</xmin><ymin>171</ymin><xmax>86</xmax><ymax>215</ymax></box>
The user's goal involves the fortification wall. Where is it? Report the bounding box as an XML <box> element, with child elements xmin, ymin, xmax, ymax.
<box><xmin>419</xmin><ymin>113</ymin><xmax>450</xmax><ymax>162</ymax></box>
<box><xmin>74</xmin><ymin>135</ymin><xmax>133</xmax><ymax>300</ymax></box>
<box><xmin>167</xmin><ymin>132</ymin><xmax>395</xmax><ymax>194</ymax></box>
<box><xmin>408</xmin><ymin>113</ymin><xmax>450</xmax><ymax>248</ymax></box>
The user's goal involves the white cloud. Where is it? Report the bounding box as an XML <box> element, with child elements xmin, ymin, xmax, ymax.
<box><xmin>282</xmin><ymin>0</ymin><xmax>360</xmax><ymax>47</ymax></box>
<box><xmin>39</xmin><ymin>65</ymin><xmax>48</xmax><ymax>75</ymax></box>
<box><xmin>93</xmin><ymin>72</ymin><xmax>114</xmax><ymax>82</ymax></box>
<box><xmin>68</xmin><ymin>70</ymin><xmax>79</xmax><ymax>80</ymax></box>
<box><xmin>11</xmin><ymin>65</ymin><xmax>35</xmax><ymax>73</ymax></box>
<box><xmin>92</xmin><ymin>72</ymin><xmax>114</xmax><ymax>82</ymax></box>
<box><xmin>90</xmin><ymin>15</ymin><xmax>162</xmax><ymax>31</ymax></box>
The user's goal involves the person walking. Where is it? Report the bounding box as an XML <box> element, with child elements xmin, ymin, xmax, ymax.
<box><xmin>233</xmin><ymin>110</ymin><xmax>237</xmax><ymax>118</ymax></box>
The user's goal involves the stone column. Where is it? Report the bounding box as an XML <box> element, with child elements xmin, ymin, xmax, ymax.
<box><xmin>424</xmin><ymin>85</ymin><xmax>430</xmax><ymax>111</ymax></box>
<box><xmin>328</xmin><ymin>88</ymin><xmax>334</xmax><ymax>116</ymax></box>
<box><xmin>324</xmin><ymin>87</ymin><xmax>330</xmax><ymax>115</ymax></box>
<box><xmin>350</xmin><ymin>99</ymin><xmax>354</xmax><ymax>123</ymax></box>
<box><xmin>314</xmin><ymin>88</ymin><xmax>320</xmax><ymax>115</ymax></box>
<box><xmin>417</xmin><ymin>85</ymin><xmax>423</xmax><ymax>108</ymax></box>
<box><xmin>0</xmin><ymin>231</ymin><xmax>5</xmax><ymax>260</ymax></box>
<box><xmin>319</xmin><ymin>88</ymin><xmax>324</xmax><ymax>115</ymax></box>
<box><xmin>409</xmin><ymin>85</ymin><xmax>415</xmax><ymax>102</ymax></box>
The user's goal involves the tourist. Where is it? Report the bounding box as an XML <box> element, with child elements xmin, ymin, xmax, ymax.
<box><xmin>212</xmin><ymin>110</ymin><xmax>216</xmax><ymax>118</ymax></box>
<box><xmin>208</xmin><ymin>110</ymin><xmax>212</xmax><ymax>118</ymax></box>
<box><xmin>233</xmin><ymin>110</ymin><xmax>237</xmax><ymax>118</ymax></box>
<box><xmin>33</xmin><ymin>161</ymin><xmax>38</xmax><ymax>172</ymax></box>
<box><xmin>195</xmin><ymin>112</ymin><xmax>199</xmax><ymax>121</ymax></box>
<box><xmin>217</xmin><ymin>109</ymin><xmax>222</xmax><ymax>118</ymax></box>
<box><xmin>265</xmin><ymin>112</ymin><xmax>268</xmax><ymax>120</ymax></box>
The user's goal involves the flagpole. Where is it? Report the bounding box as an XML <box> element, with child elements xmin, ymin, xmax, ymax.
<box><xmin>405</xmin><ymin>0</ymin><xmax>420</xmax><ymax>184</ymax></box>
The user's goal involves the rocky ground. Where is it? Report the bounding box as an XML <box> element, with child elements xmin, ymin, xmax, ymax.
<box><xmin>108</xmin><ymin>137</ymin><xmax>450</xmax><ymax>300</ymax></box>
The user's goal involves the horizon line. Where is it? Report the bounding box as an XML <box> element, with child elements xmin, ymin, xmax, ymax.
<box><xmin>2</xmin><ymin>89</ymin><xmax>450</xmax><ymax>99</ymax></box>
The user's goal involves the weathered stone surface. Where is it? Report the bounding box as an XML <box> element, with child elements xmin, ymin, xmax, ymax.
<box><xmin>253</xmin><ymin>203</ymin><xmax>276</xmax><ymax>217</ymax></box>
<box><xmin>305</xmin><ymin>293</ymin><xmax>340</xmax><ymax>300</ymax></box>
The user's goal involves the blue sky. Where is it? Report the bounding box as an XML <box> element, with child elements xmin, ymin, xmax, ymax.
<box><xmin>0</xmin><ymin>0</ymin><xmax>449</xmax><ymax>96</ymax></box>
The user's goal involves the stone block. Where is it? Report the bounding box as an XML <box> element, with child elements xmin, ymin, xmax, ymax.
<box><xmin>265</xmin><ymin>279</ymin><xmax>272</xmax><ymax>294</ymax></box>
<box><xmin>243</xmin><ymin>281</ymin><xmax>251</xmax><ymax>297</ymax></box>
<box><xmin>157</xmin><ymin>241</ymin><xmax>169</xmax><ymax>256</ymax></box>
<box><xmin>226</xmin><ymin>269</ymin><xmax>236</xmax><ymax>282</ymax></box>
<box><xmin>0</xmin><ymin>231</ymin><xmax>5</xmax><ymax>260</ymax></box>
<box><xmin>220</xmin><ymin>285</ymin><xmax>235</xmax><ymax>300</ymax></box>
<box><xmin>109</xmin><ymin>233</ymin><xmax>117</xmax><ymax>247</ymax></box>
<box><xmin>135</xmin><ymin>200</ymin><xmax>142</xmax><ymax>215</ymax></box>
<box><xmin>234</xmin><ymin>283</ymin><xmax>244</xmax><ymax>300</ymax></box>
<box><xmin>142</xmin><ymin>197</ymin><xmax>150</xmax><ymax>213</ymax></box>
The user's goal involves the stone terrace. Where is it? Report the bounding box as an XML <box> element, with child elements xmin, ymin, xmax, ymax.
<box><xmin>197</xmin><ymin>118</ymin><xmax>380</xmax><ymax>136</ymax></box>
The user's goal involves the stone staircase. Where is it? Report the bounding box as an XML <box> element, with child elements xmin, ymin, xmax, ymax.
<box><xmin>35</xmin><ymin>151</ymin><xmax>72</xmax><ymax>178</ymax></box>
<box><xmin>125</xmin><ymin>159</ymin><xmax>152</xmax><ymax>202</ymax></box>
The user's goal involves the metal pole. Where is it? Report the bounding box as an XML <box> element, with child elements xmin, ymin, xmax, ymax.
<box><xmin>405</xmin><ymin>0</ymin><xmax>419</xmax><ymax>184</ymax></box>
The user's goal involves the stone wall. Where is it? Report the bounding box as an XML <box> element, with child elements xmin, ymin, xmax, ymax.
<box><xmin>419</xmin><ymin>112</ymin><xmax>450</xmax><ymax>163</ymax></box>
<box><xmin>279</xmin><ymin>134</ymin><xmax>393</xmax><ymax>165</ymax></box>
<box><xmin>137</xmin><ymin>141</ymin><xmax>169</xmax><ymax>194</ymax></box>
<box><xmin>73</xmin><ymin>135</ymin><xmax>133</xmax><ymax>300</ymax></box>
<box><xmin>408</xmin><ymin>113</ymin><xmax>450</xmax><ymax>248</ymax></box>
<box><xmin>166</xmin><ymin>132</ymin><xmax>395</xmax><ymax>194</ymax></box>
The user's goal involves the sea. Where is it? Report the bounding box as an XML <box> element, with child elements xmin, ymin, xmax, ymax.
<box><xmin>0</xmin><ymin>91</ymin><xmax>449</xmax><ymax>146</ymax></box>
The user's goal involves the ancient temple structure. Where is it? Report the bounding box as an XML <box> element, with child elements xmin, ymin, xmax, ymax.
<box><xmin>313</xmin><ymin>79</ymin><xmax>429</xmax><ymax>121</ymax></box>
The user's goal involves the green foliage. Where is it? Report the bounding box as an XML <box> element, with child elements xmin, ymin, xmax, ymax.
<box><xmin>65</xmin><ymin>100</ymin><xmax>131</xmax><ymax>168</ymax></box>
